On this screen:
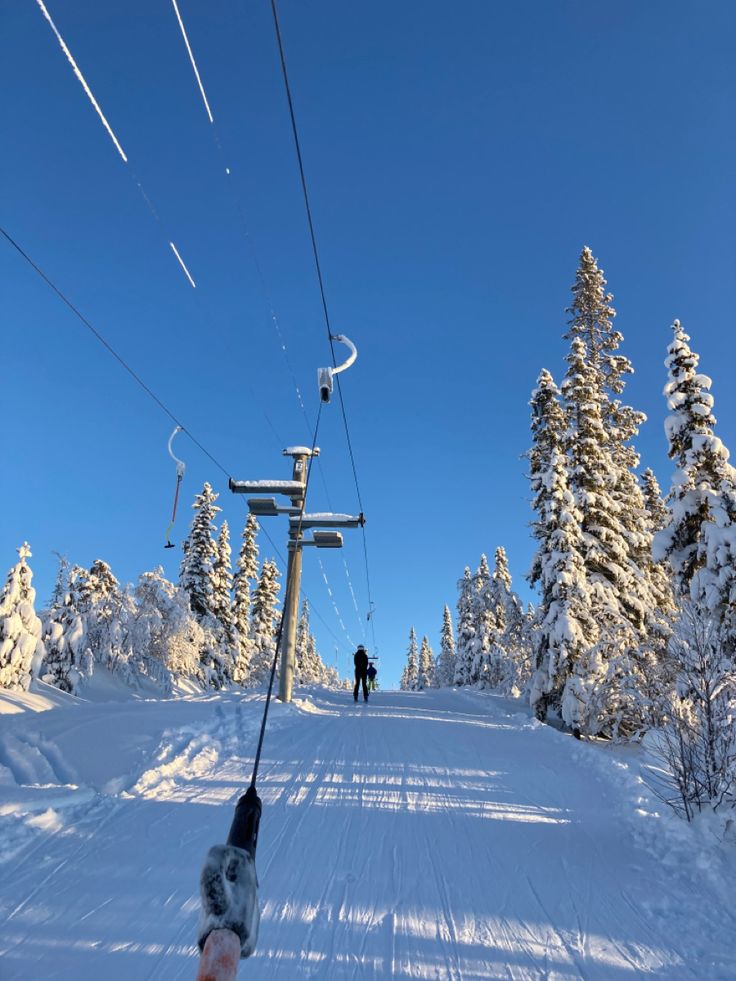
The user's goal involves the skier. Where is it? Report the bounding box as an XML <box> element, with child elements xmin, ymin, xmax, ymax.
<box><xmin>353</xmin><ymin>644</ymin><xmax>369</xmax><ymax>702</ymax></box>
<box><xmin>367</xmin><ymin>660</ymin><xmax>377</xmax><ymax>691</ymax></box>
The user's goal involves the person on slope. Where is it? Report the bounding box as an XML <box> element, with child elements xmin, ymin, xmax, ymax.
<box><xmin>367</xmin><ymin>661</ymin><xmax>378</xmax><ymax>692</ymax></box>
<box><xmin>353</xmin><ymin>644</ymin><xmax>369</xmax><ymax>702</ymax></box>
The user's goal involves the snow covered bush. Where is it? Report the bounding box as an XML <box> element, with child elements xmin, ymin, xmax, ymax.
<box><xmin>652</xmin><ymin>602</ymin><xmax>736</xmax><ymax>821</ymax></box>
<box><xmin>129</xmin><ymin>568</ymin><xmax>204</xmax><ymax>689</ymax></box>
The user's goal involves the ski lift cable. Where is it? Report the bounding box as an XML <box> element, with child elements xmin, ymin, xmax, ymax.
<box><xmin>34</xmin><ymin>0</ymin><xmax>291</xmax><ymax>450</ymax></box>
<box><xmin>167</xmin><ymin>0</ymin><xmax>313</xmax><ymax>433</ymax></box>
<box><xmin>30</xmin><ymin>0</ymin><xmax>368</xmax><ymax>658</ymax></box>
<box><xmin>165</xmin><ymin>0</ymin><xmax>366</xmax><ymax>639</ymax></box>
<box><xmin>195</xmin><ymin>402</ymin><xmax>324</xmax><ymax>972</ymax></box>
<box><xmin>317</xmin><ymin>557</ymin><xmax>355</xmax><ymax>649</ymax></box>
<box><xmin>252</xmin><ymin>519</ymin><xmax>351</xmax><ymax>654</ymax></box>
<box><xmin>39</xmin><ymin>0</ymin><xmax>361</xmax><ymax>651</ymax></box>
<box><xmin>0</xmin><ymin>225</ymin><xmax>226</xmax><ymax>475</ymax></box>
<box><xmin>0</xmin><ymin>224</ymin><xmax>349</xmax><ymax>653</ymax></box>
<box><xmin>268</xmin><ymin>0</ymin><xmax>379</xmax><ymax>651</ymax></box>
<box><xmin>250</xmin><ymin>398</ymin><xmax>322</xmax><ymax>789</ymax></box>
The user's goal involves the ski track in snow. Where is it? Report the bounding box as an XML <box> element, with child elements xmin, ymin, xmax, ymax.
<box><xmin>0</xmin><ymin>687</ymin><xmax>735</xmax><ymax>978</ymax></box>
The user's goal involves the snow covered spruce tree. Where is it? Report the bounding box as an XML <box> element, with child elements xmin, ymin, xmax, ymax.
<box><xmin>437</xmin><ymin>605</ymin><xmax>456</xmax><ymax>687</ymax></box>
<box><xmin>180</xmin><ymin>482</ymin><xmax>221</xmax><ymax>620</ymax></box>
<box><xmin>232</xmin><ymin>513</ymin><xmax>259</xmax><ymax>683</ymax></box>
<box><xmin>295</xmin><ymin>600</ymin><xmax>322</xmax><ymax>685</ymax></box>
<box><xmin>528</xmin><ymin>434</ymin><xmax>597</xmax><ymax>722</ymax></box>
<box><xmin>561</xmin><ymin>336</ymin><xmax>635</xmax><ymax>733</ymax></box>
<box><xmin>248</xmin><ymin>558</ymin><xmax>281</xmax><ymax>682</ymax></box>
<box><xmin>0</xmin><ymin>543</ymin><xmax>44</xmax><ymax>691</ymax></box>
<box><xmin>654</xmin><ymin>320</ymin><xmax>736</xmax><ymax>634</ymax></box>
<box><xmin>553</xmin><ymin>249</ymin><xmax>672</xmax><ymax>737</ymax></box>
<box><xmin>41</xmin><ymin>587</ymin><xmax>85</xmax><ymax>693</ymax></box>
<box><xmin>49</xmin><ymin>552</ymin><xmax>70</xmax><ymax>610</ymax></box>
<box><xmin>417</xmin><ymin>635</ymin><xmax>435</xmax><ymax>690</ymax></box>
<box><xmin>75</xmin><ymin>559</ymin><xmax>130</xmax><ymax>674</ymax></box>
<box><xmin>469</xmin><ymin>554</ymin><xmax>495</xmax><ymax>686</ymax></box>
<box><xmin>179</xmin><ymin>483</ymin><xmax>232</xmax><ymax>687</ymax></box>
<box><xmin>454</xmin><ymin>568</ymin><xmax>476</xmax><ymax>686</ymax></box>
<box><xmin>652</xmin><ymin>321</ymin><xmax>736</xmax><ymax>816</ymax></box>
<box><xmin>292</xmin><ymin>599</ymin><xmax>335</xmax><ymax>687</ymax></box>
<box><xmin>213</xmin><ymin>521</ymin><xmax>238</xmax><ymax>654</ymax></box>
<box><xmin>483</xmin><ymin>547</ymin><xmax>525</xmax><ymax>693</ymax></box>
<box><xmin>400</xmin><ymin>627</ymin><xmax>419</xmax><ymax>690</ymax></box>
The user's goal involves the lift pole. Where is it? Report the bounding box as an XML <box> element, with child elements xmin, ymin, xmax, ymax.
<box><xmin>279</xmin><ymin>447</ymin><xmax>310</xmax><ymax>703</ymax></box>
<box><xmin>230</xmin><ymin>445</ymin><xmax>363</xmax><ymax>705</ymax></box>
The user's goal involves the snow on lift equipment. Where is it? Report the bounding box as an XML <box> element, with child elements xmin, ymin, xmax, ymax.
<box><xmin>164</xmin><ymin>426</ymin><xmax>186</xmax><ymax>549</ymax></box>
<box><xmin>317</xmin><ymin>334</ymin><xmax>357</xmax><ymax>403</ymax></box>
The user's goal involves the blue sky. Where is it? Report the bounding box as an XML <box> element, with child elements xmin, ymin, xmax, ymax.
<box><xmin>2</xmin><ymin>1</ymin><xmax>735</xmax><ymax>688</ymax></box>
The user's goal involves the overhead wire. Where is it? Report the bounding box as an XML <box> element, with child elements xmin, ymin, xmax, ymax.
<box><xmin>31</xmin><ymin>0</ymin><xmax>364</xmax><ymax>659</ymax></box>
<box><xmin>34</xmin><ymin>0</ymin><xmax>199</xmax><ymax>291</ymax></box>
<box><xmin>0</xmin><ymin>224</ymin><xmax>349</xmax><ymax>656</ymax></box>
<box><xmin>268</xmin><ymin>0</ymin><xmax>378</xmax><ymax>653</ymax></box>
<box><xmin>33</xmin><ymin>0</ymin><xmax>293</xmax><ymax>468</ymax></box>
<box><xmin>165</xmin><ymin>0</ymin><xmax>363</xmax><ymax>652</ymax></box>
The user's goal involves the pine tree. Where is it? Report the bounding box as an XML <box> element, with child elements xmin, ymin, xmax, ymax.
<box><xmin>454</xmin><ymin>568</ymin><xmax>475</xmax><ymax>685</ymax></box>
<box><xmin>437</xmin><ymin>605</ymin><xmax>456</xmax><ymax>687</ymax></box>
<box><xmin>562</xmin><ymin>335</ymin><xmax>636</xmax><ymax>732</ymax></box>
<box><xmin>562</xmin><ymin>248</ymin><xmax>673</xmax><ymax>735</ymax></box>
<box><xmin>249</xmin><ymin>559</ymin><xmax>282</xmax><ymax>682</ymax></box>
<box><xmin>0</xmin><ymin>544</ymin><xmax>44</xmax><ymax>691</ymax></box>
<box><xmin>49</xmin><ymin>552</ymin><xmax>70</xmax><ymax>609</ymax></box>
<box><xmin>212</xmin><ymin>521</ymin><xmax>237</xmax><ymax>649</ymax></box>
<box><xmin>486</xmin><ymin>547</ymin><xmax>525</xmax><ymax>693</ymax></box>
<box><xmin>180</xmin><ymin>482</ymin><xmax>221</xmax><ymax>620</ymax></box>
<box><xmin>304</xmin><ymin>630</ymin><xmax>322</xmax><ymax>685</ymax></box>
<box><xmin>654</xmin><ymin>320</ymin><xmax>736</xmax><ymax>638</ymax></box>
<box><xmin>641</xmin><ymin>468</ymin><xmax>670</xmax><ymax>534</ymax></box>
<box><xmin>74</xmin><ymin>559</ymin><xmax>128</xmax><ymax>671</ymax></box>
<box><xmin>295</xmin><ymin>600</ymin><xmax>318</xmax><ymax>684</ymax></box>
<box><xmin>400</xmin><ymin>627</ymin><xmax>419</xmax><ymax>690</ymax></box>
<box><xmin>470</xmin><ymin>554</ymin><xmax>495</xmax><ymax>686</ymax></box>
<box><xmin>529</xmin><ymin>443</ymin><xmax>598</xmax><ymax>724</ymax></box>
<box><xmin>417</xmin><ymin>635</ymin><xmax>435</xmax><ymax>690</ymax></box>
<box><xmin>233</xmin><ymin>514</ymin><xmax>259</xmax><ymax>683</ymax></box>
<box><xmin>528</xmin><ymin>369</ymin><xmax>565</xmax><ymax>590</ymax></box>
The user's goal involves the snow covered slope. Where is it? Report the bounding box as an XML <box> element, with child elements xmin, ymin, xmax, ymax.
<box><xmin>1</xmin><ymin>687</ymin><xmax>734</xmax><ymax>979</ymax></box>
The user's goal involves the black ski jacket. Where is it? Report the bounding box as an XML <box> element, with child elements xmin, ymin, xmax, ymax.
<box><xmin>354</xmin><ymin>649</ymin><xmax>369</xmax><ymax>673</ymax></box>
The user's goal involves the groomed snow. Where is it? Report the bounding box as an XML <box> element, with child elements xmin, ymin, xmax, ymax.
<box><xmin>1</xmin><ymin>686</ymin><xmax>735</xmax><ymax>978</ymax></box>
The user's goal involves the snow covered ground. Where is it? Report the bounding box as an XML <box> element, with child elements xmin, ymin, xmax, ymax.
<box><xmin>1</xmin><ymin>683</ymin><xmax>735</xmax><ymax>979</ymax></box>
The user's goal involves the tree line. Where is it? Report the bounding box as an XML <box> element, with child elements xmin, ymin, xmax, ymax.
<box><xmin>400</xmin><ymin>247</ymin><xmax>736</xmax><ymax>821</ymax></box>
<box><xmin>0</xmin><ymin>486</ymin><xmax>338</xmax><ymax>695</ymax></box>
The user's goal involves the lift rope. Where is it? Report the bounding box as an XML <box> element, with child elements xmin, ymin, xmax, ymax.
<box><xmin>268</xmin><ymin>0</ymin><xmax>379</xmax><ymax>659</ymax></box>
<box><xmin>196</xmin><ymin>402</ymin><xmax>323</xmax><ymax>977</ymax></box>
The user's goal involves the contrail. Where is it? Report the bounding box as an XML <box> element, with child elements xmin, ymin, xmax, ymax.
<box><xmin>35</xmin><ymin>0</ymin><xmax>128</xmax><ymax>163</ymax></box>
<box><xmin>170</xmin><ymin>0</ymin><xmax>214</xmax><ymax>124</ymax></box>
<box><xmin>169</xmin><ymin>242</ymin><xmax>197</xmax><ymax>288</ymax></box>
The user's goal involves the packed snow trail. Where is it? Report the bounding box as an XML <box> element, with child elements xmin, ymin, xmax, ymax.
<box><xmin>1</xmin><ymin>687</ymin><xmax>735</xmax><ymax>979</ymax></box>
